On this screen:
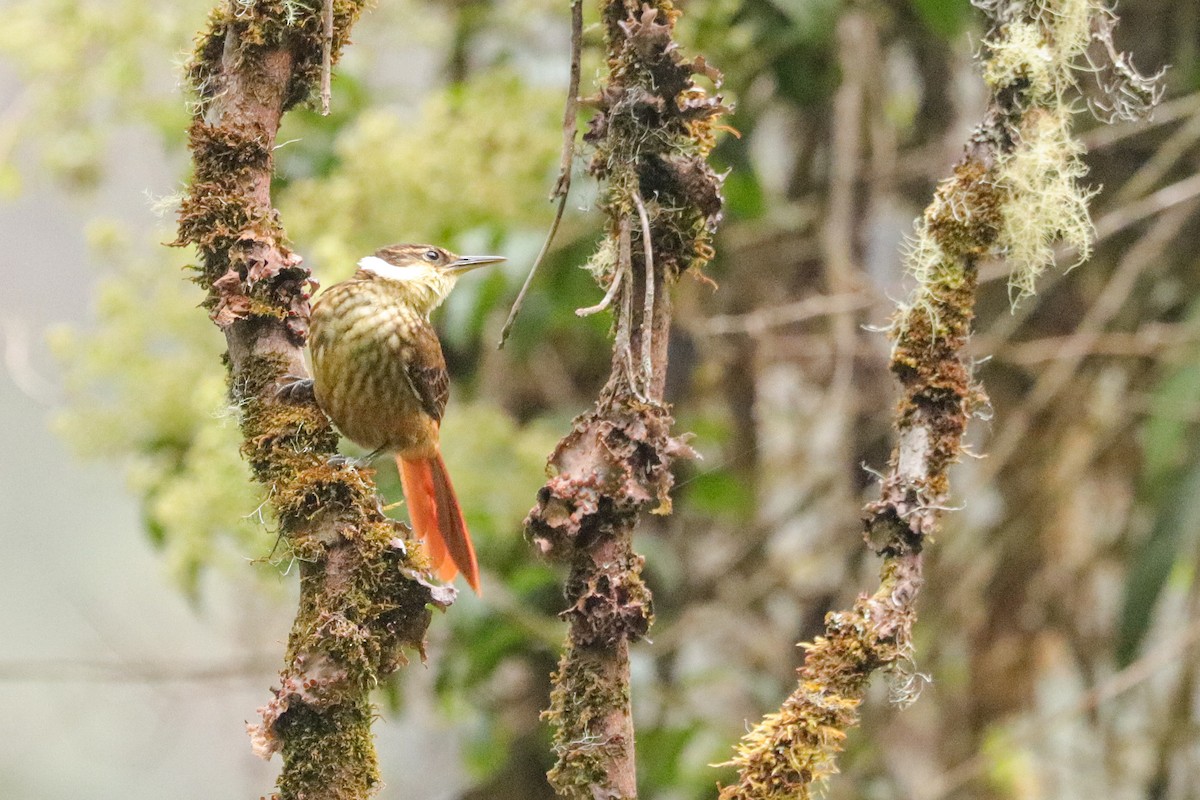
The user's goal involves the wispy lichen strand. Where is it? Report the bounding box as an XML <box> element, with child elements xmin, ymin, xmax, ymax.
<box><xmin>979</xmin><ymin>0</ymin><xmax>1102</xmax><ymax>301</ymax></box>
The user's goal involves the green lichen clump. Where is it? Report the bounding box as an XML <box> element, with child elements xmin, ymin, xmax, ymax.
<box><xmin>176</xmin><ymin>119</ymin><xmax>280</xmax><ymax>288</ymax></box>
<box><xmin>996</xmin><ymin>107</ymin><xmax>1094</xmax><ymax>300</ymax></box>
<box><xmin>275</xmin><ymin>696</ymin><xmax>381</xmax><ymax>799</ymax></box>
<box><xmin>981</xmin><ymin>0</ymin><xmax>1101</xmax><ymax>302</ymax></box>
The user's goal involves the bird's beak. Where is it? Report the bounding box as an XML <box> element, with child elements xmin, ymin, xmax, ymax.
<box><xmin>446</xmin><ymin>254</ymin><xmax>506</xmax><ymax>275</ymax></box>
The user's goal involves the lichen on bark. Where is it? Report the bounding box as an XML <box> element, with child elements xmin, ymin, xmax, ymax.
<box><xmin>526</xmin><ymin>1</ymin><xmax>725</xmax><ymax>797</ymax></box>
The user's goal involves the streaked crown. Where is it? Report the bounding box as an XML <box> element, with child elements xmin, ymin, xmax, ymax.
<box><xmin>375</xmin><ymin>244</ymin><xmax>456</xmax><ymax>268</ymax></box>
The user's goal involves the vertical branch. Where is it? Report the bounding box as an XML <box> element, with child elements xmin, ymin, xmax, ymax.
<box><xmin>499</xmin><ymin>0</ymin><xmax>583</xmax><ymax>347</ymax></box>
<box><xmin>717</xmin><ymin>1</ymin><xmax>1160</xmax><ymax>798</ymax></box>
<box><xmin>821</xmin><ymin>10</ymin><xmax>872</xmax><ymax>456</ymax></box>
<box><xmin>174</xmin><ymin>3</ymin><xmax>449</xmax><ymax>799</ymax></box>
<box><xmin>526</xmin><ymin>1</ymin><xmax>726</xmax><ymax>797</ymax></box>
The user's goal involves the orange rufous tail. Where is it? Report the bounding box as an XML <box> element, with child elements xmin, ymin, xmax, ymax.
<box><xmin>397</xmin><ymin>451</ymin><xmax>480</xmax><ymax>594</ymax></box>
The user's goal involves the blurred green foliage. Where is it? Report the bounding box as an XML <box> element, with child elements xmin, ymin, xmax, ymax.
<box><xmin>1118</xmin><ymin>304</ymin><xmax>1200</xmax><ymax>664</ymax></box>
<box><xmin>909</xmin><ymin>0</ymin><xmax>974</xmax><ymax>38</ymax></box>
<box><xmin>48</xmin><ymin>223</ymin><xmax>267</xmax><ymax>593</ymax></box>
<box><xmin>0</xmin><ymin>0</ymin><xmax>207</xmax><ymax>187</ymax></box>
<box><xmin>279</xmin><ymin>72</ymin><xmax>563</xmax><ymax>270</ymax></box>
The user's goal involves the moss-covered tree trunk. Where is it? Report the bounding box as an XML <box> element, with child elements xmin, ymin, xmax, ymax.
<box><xmin>175</xmin><ymin>3</ymin><xmax>448</xmax><ymax>798</ymax></box>
<box><xmin>524</xmin><ymin>1</ymin><xmax>726</xmax><ymax>797</ymax></box>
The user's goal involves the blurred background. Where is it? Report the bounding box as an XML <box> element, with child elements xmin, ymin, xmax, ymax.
<box><xmin>2</xmin><ymin>0</ymin><xmax>1199</xmax><ymax>798</ymax></box>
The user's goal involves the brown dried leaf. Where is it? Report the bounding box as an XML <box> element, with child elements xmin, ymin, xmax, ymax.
<box><xmin>211</xmin><ymin>269</ymin><xmax>250</xmax><ymax>327</ymax></box>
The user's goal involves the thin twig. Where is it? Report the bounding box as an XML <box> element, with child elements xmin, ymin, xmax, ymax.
<box><xmin>615</xmin><ymin>215</ymin><xmax>642</xmax><ymax>400</ymax></box>
<box><xmin>497</xmin><ymin>0</ymin><xmax>583</xmax><ymax>348</ymax></box>
<box><xmin>633</xmin><ymin>191</ymin><xmax>655</xmax><ymax>393</ymax></box>
<box><xmin>576</xmin><ymin>264</ymin><xmax>624</xmax><ymax>316</ymax></box>
<box><xmin>320</xmin><ymin>0</ymin><xmax>334</xmax><ymax>115</ymax></box>
<box><xmin>981</xmin><ymin>323</ymin><xmax>1199</xmax><ymax>365</ymax></box>
<box><xmin>1109</xmin><ymin>111</ymin><xmax>1200</xmax><ymax>206</ymax></box>
<box><xmin>694</xmin><ymin>292</ymin><xmax>875</xmax><ymax>337</ymax></box>
<box><xmin>1093</xmin><ymin>170</ymin><xmax>1200</xmax><ymax>241</ymax></box>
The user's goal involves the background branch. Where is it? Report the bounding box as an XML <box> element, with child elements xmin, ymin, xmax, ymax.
<box><xmin>717</xmin><ymin>1</ymin><xmax>1160</xmax><ymax>796</ymax></box>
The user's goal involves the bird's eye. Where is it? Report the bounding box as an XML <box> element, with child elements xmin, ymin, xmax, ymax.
<box><xmin>423</xmin><ymin>249</ymin><xmax>440</xmax><ymax>262</ymax></box>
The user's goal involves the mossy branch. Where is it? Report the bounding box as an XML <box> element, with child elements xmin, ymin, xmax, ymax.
<box><xmin>524</xmin><ymin>2</ymin><xmax>725</xmax><ymax>797</ymax></box>
<box><xmin>716</xmin><ymin>2</ymin><xmax>1159</xmax><ymax>798</ymax></box>
<box><xmin>174</xmin><ymin>3</ymin><xmax>450</xmax><ymax>798</ymax></box>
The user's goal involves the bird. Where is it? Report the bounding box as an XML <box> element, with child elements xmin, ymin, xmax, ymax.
<box><xmin>304</xmin><ymin>243</ymin><xmax>505</xmax><ymax>594</ymax></box>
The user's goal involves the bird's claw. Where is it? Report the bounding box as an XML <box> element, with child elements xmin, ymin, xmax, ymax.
<box><xmin>374</xmin><ymin>497</ymin><xmax>403</xmax><ymax>519</ymax></box>
<box><xmin>276</xmin><ymin>376</ymin><xmax>315</xmax><ymax>403</ymax></box>
<box><xmin>328</xmin><ymin>453</ymin><xmax>367</xmax><ymax>469</ymax></box>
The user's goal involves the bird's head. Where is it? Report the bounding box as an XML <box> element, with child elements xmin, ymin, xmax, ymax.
<box><xmin>356</xmin><ymin>243</ymin><xmax>505</xmax><ymax>314</ymax></box>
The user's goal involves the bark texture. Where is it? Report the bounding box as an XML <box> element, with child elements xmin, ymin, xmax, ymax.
<box><xmin>716</xmin><ymin>1</ymin><xmax>1158</xmax><ymax>796</ymax></box>
<box><xmin>525</xmin><ymin>1</ymin><xmax>726</xmax><ymax>797</ymax></box>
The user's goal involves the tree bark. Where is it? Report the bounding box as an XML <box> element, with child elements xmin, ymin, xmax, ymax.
<box><xmin>175</xmin><ymin>4</ymin><xmax>449</xmax><ymax>798</ymax></box>
<box><xmin>525</xmin><ymin>2</ymin><xmax>726</xmax><ymax>797</ymax></box>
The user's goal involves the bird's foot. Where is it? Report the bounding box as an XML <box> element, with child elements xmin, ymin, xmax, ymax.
<box><xmin>276</xmin><ymin>376</ymin><xmax>315</xmax><ymax>403</ymax></box>
<box><xmin>328</xmin><ymin>448</ymin><xmax>389</xmax><ymax>471</ymax></box>
<box><xmin>328</xmin><ymin>453</ymin><xmax>370</xmax><ymax>469</ymax></box>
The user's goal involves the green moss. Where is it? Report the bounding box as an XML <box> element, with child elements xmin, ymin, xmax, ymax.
<box><xmin>922</xmin><ymin>160</ymin><xmax>1004</xmax><ymax>259</ymax></box>
<box><xmin>717</xmin><ymin>556</ymin><xmax>922</xmax><ymax>800</ymax></box>
<box><xmin>275</xmin><ymin>697</ymin><xmax>380</xmax><ymax>800</ymax></box>
<box><xmin>185</xmin><ymin>0</ymin><xmax>369</xmax><ymax>115</ymax></box>
<box><xmin>545</xmin><ymin>644</ymin><xmax>636</xmax><ymax>800</ymax></box>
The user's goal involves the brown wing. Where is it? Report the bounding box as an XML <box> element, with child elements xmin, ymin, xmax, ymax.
<box><xmin>402</xmin><ymin>320</ymin><xmax>450</xmax><ymax>423</ymax></box>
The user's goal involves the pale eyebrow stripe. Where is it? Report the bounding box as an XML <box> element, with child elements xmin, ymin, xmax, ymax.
<box><xmin>357</xmin><ymin>255</ymin><xmax>421</xmax><ymax>282</ymax></box>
